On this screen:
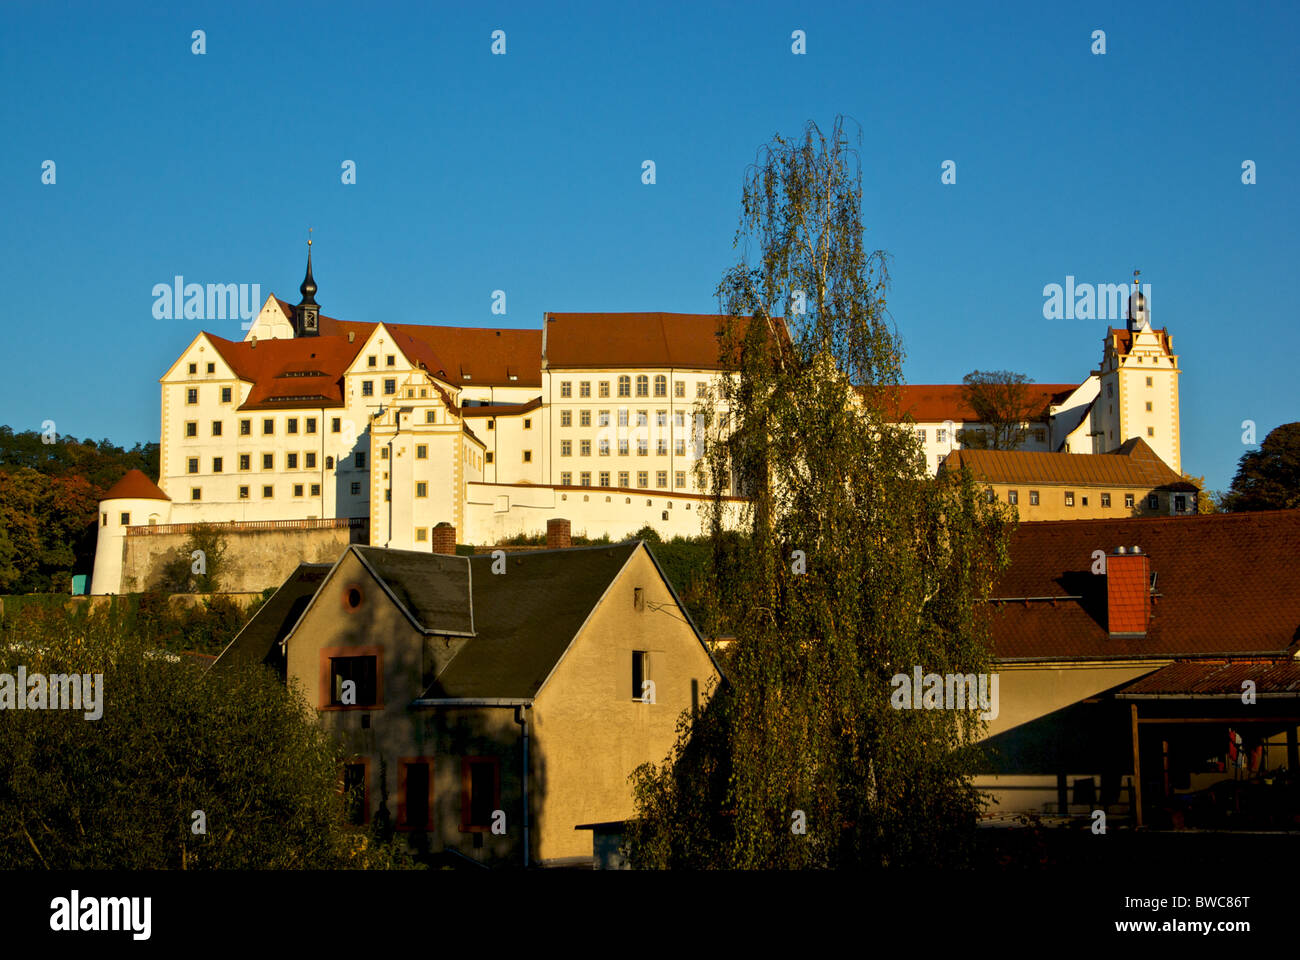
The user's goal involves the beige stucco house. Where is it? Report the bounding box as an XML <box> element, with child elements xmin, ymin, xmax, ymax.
<box><xmin>211</xmin><ymin>532</ymin><xmax>721</xmax><ymax>867</ymax></box>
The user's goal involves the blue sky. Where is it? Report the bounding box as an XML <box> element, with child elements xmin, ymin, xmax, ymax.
<box><xmin>2</xmin><ymin>0</ymin><xmax>1295</xmax><ymax>492</ymax></box>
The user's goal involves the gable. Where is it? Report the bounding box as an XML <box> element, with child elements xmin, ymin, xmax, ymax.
<box><xmin>423</xmin><ymin>542</ymin><xmax>642</xmax><ymax>700</ymax></box>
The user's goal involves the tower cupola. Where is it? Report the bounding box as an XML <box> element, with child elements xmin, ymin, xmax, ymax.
<box><xmin>296</xmin><ymin>232</ymin><xmax>320</xmax><ymax>337</ymax></box>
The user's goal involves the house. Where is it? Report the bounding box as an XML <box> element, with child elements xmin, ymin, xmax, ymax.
<box><xmin>943</xmin><ymin>437</ymin><xmax>1198</xmax><ymax>519</ymax></box>
<box><xmin>975</xmin><ymin>509</ymin><xmax>1300</xmax><ymax>829</ymax></box>
<box><xmin>210</xmin><ymin>522</ymin><xmax>722</xmax><ymax>866</ymax></box>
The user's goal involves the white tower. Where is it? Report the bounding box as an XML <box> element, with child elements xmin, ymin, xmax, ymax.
<box><xmin>90</xmin><ymin>470</ymin><xmax>172</xmax><ymax>594</ymax></box>
<box><xmin>1094</xmin><ymin>270</ymin><xmax>1183</xmax><ymax>473</ymax></box>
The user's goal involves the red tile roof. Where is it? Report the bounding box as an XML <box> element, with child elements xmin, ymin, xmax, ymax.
<box><xmin>271</xmin><ymin>297</ymin><xmax>542</xmax><ymax>388</ymax></box>
<box><xmin>945</xmin><ymin>437</ymin><xmax>1192</xmax><ymax>488</ymax></box>
<box><xmin>987</xmin><ymin>510</ymin><xmax>1300</xmax><ymax>662</ymax></box>
<box><xmin>1108</xmin><ymin>326</ymin><xmax>1173</xmax><ymax>356</ymax></box>
<box><xmin>103</xmin><ymin>469</ymin><xmax>170</xmax><ymax>501</ymax></box>
<box><xmin>207</xmin><ymin>333</ymin><xmax>365</xmax><ymax>410</ymax></box>
<box><xmin>886</xmin><ymin>384</ymin><xmax>1079</xmax><ymax>422</ymax></box>
<box><xmin>543</xmin><ymin>312</ymin><xmax>782</xmax><ymax>370</ymax></box>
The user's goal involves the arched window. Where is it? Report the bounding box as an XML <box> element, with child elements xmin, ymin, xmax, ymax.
<box><xmin>325</xmin><ymin>456</ymin><xmax>334</xmax><ymax>469</ymax></box>
<box><xmin>653</xmin><ymin>375</ymin><xmax>667</xmax><ymax>397</ymax></box>
<box><xmin>636</xmin><ymin>375</ymin><xmax>649</xmax><ymax>397</ymax></box>
<box><xmin>617</xmin><ymin>375</ymin><xmax>631</xmax><ymax>397</ymax></box>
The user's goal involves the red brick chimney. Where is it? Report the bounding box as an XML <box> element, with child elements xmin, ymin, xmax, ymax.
<box><xmin>1107</xmin><ymin>545</ymin><xmax>1150</xmax><ymax>637</ymax></box>
<box><xmin>547</xmin><ymin>518</ymin><xmax>571</xmax><ymax>549</ymax></box>
<box><xmin>431</xmin><ymin>522</ymin><xmax>457</xmax><ymax>555</ymax></box>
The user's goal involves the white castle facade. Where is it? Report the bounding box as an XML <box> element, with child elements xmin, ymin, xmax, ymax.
<box><xmin>90</xmin><ymin>254</ymin><xmax>1182</xmax><ymax>594</ymax></box>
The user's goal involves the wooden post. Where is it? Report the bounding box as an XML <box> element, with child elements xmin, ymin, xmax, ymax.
<box><xmin>1131</xmin><ymin>703</ymin><xmax>1143</xmax><ymax>828</ymax></box>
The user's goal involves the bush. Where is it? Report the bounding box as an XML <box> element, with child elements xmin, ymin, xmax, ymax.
<box><xmin>0</xmin><ymin>599</ymin><xmax>419</xmax><ymax>869</ymax></box>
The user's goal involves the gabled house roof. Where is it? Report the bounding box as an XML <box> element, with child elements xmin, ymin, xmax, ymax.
<box><xmin>276</xmin><ymin>296</ymin><xmax>541</xmax><ymax>388</ymax></box>
<box><xmin>350</xmin><ymin>546</ymin><xmax>474</xmax><ymax>636</ymax></box>
<box><xmin>945</xmin><ymin>437</ymin><xmax>1192</xmax><ymax>488</ymax></box>
<box><xmin>424</xmin><ymin>542</ymin><xmax>641</xmax><ymax>700</ymax></box>
<box><xmin>209</xmin><ymin>541</ymin><xmax>718</xmax><ymax>704</ymax></box>
<box><xmin>986</xmin><ymin>510</ymin><xmax>1300</xmax><ymax>662</ymax></box>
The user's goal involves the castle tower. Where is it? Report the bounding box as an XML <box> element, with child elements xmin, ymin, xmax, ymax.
<box><xmin>90</xmin><ymin>470</ymin><xmax>172</xmax><ymax>594</ymax></box>
<box><xmin>1095</xmin><ymin>270</ymin><xmax>1182</xmax><ymax>473</ymax></box>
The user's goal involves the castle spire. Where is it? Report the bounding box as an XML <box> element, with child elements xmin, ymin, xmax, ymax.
<box><xmin>295</xmin><ymin>230</ymin><xmax>320</xmax><ymax>336</ymax></box>
<box><xmin>1127</xmin><ymin>267</ymin><xmax>1150</xmax><ymax>332</ymax></box>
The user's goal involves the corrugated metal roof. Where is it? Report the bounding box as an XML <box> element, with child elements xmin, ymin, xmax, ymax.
<box><xmin>1116</xmin><ymin>660</ymin><xmax>1300</xmax><ymax>697</ymax></box>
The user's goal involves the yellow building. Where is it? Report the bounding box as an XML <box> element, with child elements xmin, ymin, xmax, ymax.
<box><xmin>943</xmin><ymin>437</ymin><xmax>1198</xmax><ymax>519</ymax></box>
<box><xmin>211</xmin><ymin>528</ymin><xmax>720</xmax><ymax>867</ymax></box>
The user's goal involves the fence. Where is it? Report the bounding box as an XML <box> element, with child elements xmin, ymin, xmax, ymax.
<box><xmin>126</xmin><ymin>517</ymin><xmax>366</xmax><ymax>537</ymax></box>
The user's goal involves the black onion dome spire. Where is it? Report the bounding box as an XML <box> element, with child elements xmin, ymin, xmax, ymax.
<box><xmin>299</xmin><ymin>236</ymin><xmax>318</xmax><ymax>306</ymax></box>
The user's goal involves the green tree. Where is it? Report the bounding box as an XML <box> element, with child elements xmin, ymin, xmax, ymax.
<box><xmin>956</xmin><ymin>370</ymin><xmax>1037</xmax><ymax>450</ymax></box>
<box><xmin>1221</xmin><ymin>423</ymin><xmax>1300</xmax><ymax>512</ymax></box>
<box><xmin>158</xmin><ymin>524</ymin><xmax>230</xmax><ymax>593</ymax></box>
<box><xmin>625</xmin><ymin>117</ymin><xmax>1014</xmax><ymax>869</ymax></box>
<box><xmin>1181</xmin><ymin>474</ymin><xmax>1221</xmax><ymax>514</ymax></box>
<box><xmin>0</xmin><ymin>427</ymin><xmax>160</xmax><ymax>592</ymax></box>
<box><xmin>0</xmin><ymin>599</ymin><xmax>417</xmax><ymax>869</ymax></box>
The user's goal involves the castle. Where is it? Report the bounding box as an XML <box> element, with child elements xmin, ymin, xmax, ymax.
<box><xmin>89</xmin><ymin>251</ymin><xmax>1183</xmax><ymax>594</ymax></box>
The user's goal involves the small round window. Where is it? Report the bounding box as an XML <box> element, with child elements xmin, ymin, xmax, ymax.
<box><xmin>344</xmin><ymin>585</ymin><xmax>363</xmax><ymax>610</ymax></box>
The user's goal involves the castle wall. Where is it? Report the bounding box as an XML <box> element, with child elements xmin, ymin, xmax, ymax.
<box><xmin>119</xmin><ymin>522</ymin><xmax>362</xmax><ymax>594</ymax></box>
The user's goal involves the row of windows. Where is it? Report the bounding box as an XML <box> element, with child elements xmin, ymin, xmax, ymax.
<box><xmin>561</xmin><ymin>439</ymin><xmax>689</xmax><ymax>457</ymax></box>
<box><xmin>189</xmin><ymin>451</ymin><xmax>340</xmax><ymax>473</ymax></box>
<box><xmin>559</xmin><ymin>470</ymin><xmax>687</xmax><ymax>489</ymax></box>
<box><xmin>187</xmin><ymin>482</ymin><xmax>324</xmax><ymax>501</ymax></box>
<box><xmin>918</xmin><ymin>427</ymin><xmax>1048</xmax><ymax>444</ymax></box>
<box><xmin>991</xmin><ymin>488</ymin><xmax>1151</xmax><ymax>509</ymax></box>
<box><xmin>359</xmin><ymin>379</ymin><xmax>398</xmax><ymax>397</ymax></box>
<box><xmin>184</xmin><ymin>415</ymin><xmax>357</xmax><ymax>436</ymax></box>
<box><xmin>560</xmin><ymin>409</ymin><xmax>692</xmax><ymax>429</ymax></box>
<box><xmin>559</xmin><ymin>376</ymin><xmax>710</xmax><ymax>400</ymax></box>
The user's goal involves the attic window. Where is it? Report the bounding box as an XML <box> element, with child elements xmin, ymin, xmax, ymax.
<box><xmin>344</xmin><ymin>585</ymin><xmax>363</xmax><ymax>611</ymax></box>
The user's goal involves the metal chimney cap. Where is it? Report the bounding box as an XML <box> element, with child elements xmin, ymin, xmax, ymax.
<box><xmin>1115</xmin><ymin>546</ymin><xmax>1128</xmax><ymax>555</ymax></box>
<box><xmin>1132</xmin><ymin>545</ymin><xmax>1143</xmax><ymax>554</ymax></box>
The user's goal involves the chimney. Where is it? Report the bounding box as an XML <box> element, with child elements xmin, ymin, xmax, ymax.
<box><xmin>547</xmin><ymin>518</ymin><xmax>571</xmax><ymax>549</ymax></box>
<box><xmin>431</xmin><ymin>522</ymin><xmax>457</xmax><ymax>556</ymax></box>
<box><xmin>1107</xmin><ymin>545</ymin><xmax>1150</xmax><ymax>637</ymax></box>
